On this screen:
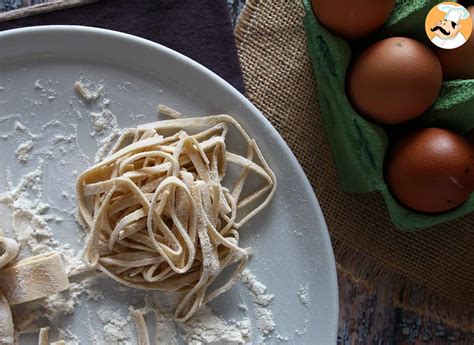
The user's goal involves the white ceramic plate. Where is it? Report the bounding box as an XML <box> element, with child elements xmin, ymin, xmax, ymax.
<box><xmin>0</xmin><ymin>26</ymin><xmax>338</xmax><ymax>344</ymax></box>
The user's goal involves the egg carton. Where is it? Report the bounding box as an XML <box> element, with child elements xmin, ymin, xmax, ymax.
<box><xmin>302</xmin><ymin>0</ymin><xmax>474</xmax><ymax>230</ymax></box>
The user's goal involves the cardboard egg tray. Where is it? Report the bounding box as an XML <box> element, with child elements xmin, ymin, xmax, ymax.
<box><xmin>302</xmin><ymin>0</ymin><xmax>474</xmax><ymax>230</ymax></box>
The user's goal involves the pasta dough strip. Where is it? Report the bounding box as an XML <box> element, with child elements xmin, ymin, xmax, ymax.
<box><xmin>38</xmin><ymin>327</ymin><xmax>49</xmax><ymax>345</ymax></box>
<box><xmin>0</xmin><ymin>252</ymin><xmax>69</xmax><ymax>305</ymax></box>
<box><xmin>0</xmin><ymin>291</ymin><xmax>13</xmax><ymax>345</ymax></box>
<box><xmin>0</xmin><ymin>237</ymin><xmax>20</xmax><ymax>269</ymax></box>
<box><xmin>130</xmin><ymin>309</ymin><xmax>151</xmax><ymax>345</ymax></box>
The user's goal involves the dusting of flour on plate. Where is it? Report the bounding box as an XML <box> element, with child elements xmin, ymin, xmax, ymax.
<box><xmin>15</xmin><ymin>139</ymin><xmax>35</xmax><ymax>162</ymax></box>
<box><xmin>298</xmin><ymin>283</ymin><xmax>310</xmax><ymax>307</ymax></box>
<box><xmin>89</xmin><ymin>108</ymin><xmax>117</xmax><ymax>139</ymax></box>
<box><xmin>139</xmin><ymin>292</ymin><xmax>252</xmax><ymax>345</ymax></box>
<box><xmin>0</xmin><ymin>165</ymin><xmax>86</xmax><ymax>273</ymax></box>
<box><xmin>276</xmin><ymin>333</ymin><xmax>290</xmax><ymax>342</ymax></box>
<box><xmin>179</xmin><ymin>305</ymin><xmax>252</xmax><ymax>345</ymax></box>
<box><xmin>97</xmin><ymin>308</ymin><xmax>134</xmax><ymax>345</ymax></box>
<box><xmin>33</xmin><ymin>79</ymin><xmax>58</xmax><ymax>101</ymax></box>
<box><xmin>1</xmin><ymin>165</ymin><xmax>58</xmax><ymax>249</ymax></box>
<box><xmin>74</xmin><ymin>79</ymin><xmax>121</xmax><ymax>163</ymax></box>
<box><xmin>57</xmin><ymin>328</ymin><xmax>80</xmax><ymax>345</ymax></box>
<box><xmin>240</xmin><ymin>268</ymin><xmax>275</xmax><ymax>338</ymax></box>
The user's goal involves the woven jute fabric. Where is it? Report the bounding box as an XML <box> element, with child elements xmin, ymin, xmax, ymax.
<box><xmin>235</xmin><ymin>0</ymin><xmax>474</xmax><ymax>331</ymax></box>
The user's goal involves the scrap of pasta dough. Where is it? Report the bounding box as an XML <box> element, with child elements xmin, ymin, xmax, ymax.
<box><xmin>157</xmin><ymin>104</ymin><xmax>182</xmax><ymax>118</ymax></box>
<box><xmin>38</xmin><ymin>327</ymin><xmax>49</xmax><ymax>345</ymax></box>
<box><xmin>0</xmin><ymin>236</ymin><xmax>20</xmax><ymax>269</ymax></box>
<box><xmin>50</xmin><ymin>341</ymin><xmax>66</xmax><ymax>345</ymax></box>
<box><xmin>0</xmin><ymin>252</ymin><xmax>70</xmax><ymax>305</ymax></box>
<box><xmin>130</xmin><ymin>309</ymin><xmax>150</xmax><ymax>345</ymax></box>
<box><xmin>74</xmin><ymin>81</ymin><xmax>101</xmax><ymax>101</ymax></box>
<box><xmin>0</xmin><ymin>291</ymin><xmax>14</xmax><ymax>344</ymax></box>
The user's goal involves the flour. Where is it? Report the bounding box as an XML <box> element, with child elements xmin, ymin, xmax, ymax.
<box><xmin>34</xmin><ymin>80</ymin><xmax>44</xmax><ymax>90</ymax></box>
<box><xmin>154</xmin><ymin>309</ymin><xmax>179</xmax><ymax>345</ymax></box>
<box><xmin>129</xmin><ymin>113</ymin><xmax>147</xmax><ymax>122</ymax></box>
<box><xmin>14</xmin><ymin>121</ymin><xmax>30</xmax><ymax>135</ymax></box>
<box><xmin>89</xmin><ymin>108</ymin><xmax>118</xmax><ymax>139</ymax></box>
<box><xmin>34</xmin><ymin>79</ymin><xmax>58</xmax><ymax>101</ymax></box>
<box><xmin>139</xmin><ymin>292</ymin><xmax>252</xmax><ymax>345</ymax></box>
<box><xmin>74</xmin><ymin>79</ymin><xmax>121</xmax><ymax>162</ymax></box>
<box><xmin>238</xmin><ymin>304</ymin><xmax>248</xmax><ymax>312</ymax></box>
<box><xmin>117</xmin><ymin>81</ymin><xmax>133</xmax><ymax>91</ymax></box>
<box><xmin>15</xmin><ymin>140</ymin><xmax>35</xmax><ymax>162</ymax></box>
<box><xmin>240</xmin><ymin>269</ymin><xmax>276</xmax><ymax>338</ymax></box>
<box><xmin>0</xmin><ymin>114</ymin><xmax>19</xmax><ymax>124</ymax></box>
<box><xmin>276</xmin><ymin>333</ymin><xmax>290</xmax><ymax>342</ymax></box>
<box><xmin>1</xmin><ymin>165</ymin><xmax>55</xmax><ymax>249</ymax></box>
<box><xmin>179</xmin><ymin>306</ymin><xmax>252</xmax><ymax>345</ymax></box>
<box><xmin>295</xmin><ymin>316</ymin><xmax>309</xmax><ymax>336</ymax></box>
<box><xmin>57</xmin><ymin>328</ymin><xmax>80</xmax><ymax>345</ymax></box>
<box><xmin>0</xmin><ymin>166</ymin><xmax>74</xmax><ymax>259</ymax></box>
<box><xmin>42</xmin><ymin>120</ymin><xmax>62</xmax><ymax>131</ymax></box>
<box><xmin>298</xmin><ymin>284</ymin><xmax>310</xmax><ymax>307</ymax></box>
<box><xmin>97</xmin><ymin>308</ymin><xmax>133</xmax><ymax>345</ymax></box>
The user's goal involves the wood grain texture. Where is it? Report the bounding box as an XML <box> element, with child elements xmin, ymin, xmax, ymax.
<box><xmin>338</xmin><ymin>273</ymin><xmax>474</xmax><ymax>344</ymax></box>
<box><xmin>0</xmin><ymin>0</ymin><xmax>97</xmax><ymax>21</ymax></box>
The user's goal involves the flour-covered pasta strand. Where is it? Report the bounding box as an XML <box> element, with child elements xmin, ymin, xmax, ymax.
<box><xmin>0</xmin><ymin>237</ymin><xmax>20</xmax><ymax>269</ymax></box>
<box><xmin>0</xmin><ymin>291</ymin><xmax>13</xmax><ymax>344</ymax></box>
<box><xmin>38</xmin><ymin>327</ymin><xmax>49</xmax><ymax>345</ymax></box>
<box><xmin>130</xmin><ymin>309</ymin><xmax>151</xmax><ymax>345</ymax></box>
<box><xmin>0</xmin><ymin>252</ymin><xmax>69</xmax><ymax>305</ymax></box>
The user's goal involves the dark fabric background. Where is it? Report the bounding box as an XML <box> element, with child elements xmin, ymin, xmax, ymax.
<box><xmin>0</xmin><ymin>0</ymin><xmax>246</xmax><ymax>94</ymax></box>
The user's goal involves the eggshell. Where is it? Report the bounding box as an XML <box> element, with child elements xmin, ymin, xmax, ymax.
<box><xmin>466</xmin><ymin>128</ymin><xmax>474</xmax><ymax>144</ymax></box>
<box><xmin>348</xmin><ymin>37</ymin><xmax>443</xmax><ymax>125</ymax></box>
<box><xmin>311</xmin><ymin>0</ymin><xmax>395</xmax><ymax>40</ymax></box>
<box><xmin>386</xmin><ymin>128</ymin><xmax>474</xmax><ymax>212</ymax></box>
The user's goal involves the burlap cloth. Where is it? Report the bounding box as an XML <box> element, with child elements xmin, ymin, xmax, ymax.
<box><xmin>235</xmin><ymin>0</ymin><xmax>474</xmax><ymax>331</ymax></box>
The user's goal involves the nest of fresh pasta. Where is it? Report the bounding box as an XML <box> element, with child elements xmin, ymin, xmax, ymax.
<box><xmin>76</xmin><ymin>112</ymin><xmax>276</xmax><ymax>321</ymax></box>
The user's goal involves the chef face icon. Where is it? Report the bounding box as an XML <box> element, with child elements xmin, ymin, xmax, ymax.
<box><xmin>431</xmin><ymin>17</ymin><xmax>461</xmax><ymax>39</ymax></box>
<box><xmin>425</xmin><ymin>2</ymin><xmax>472</xmax><ymax>49</ymax></box>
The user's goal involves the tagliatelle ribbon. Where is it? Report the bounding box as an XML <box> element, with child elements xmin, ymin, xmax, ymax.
<box><xmin>130</xmin><ymin>308</ymin><xmax>151</xmax><ymax>345</ymax></box>
<box><xmin>0</xmin><ymin>237</ymin><xmax>20</xmax><ymax>270</ymax></box>
<box><xmin>0</xmin><ymin>240</ymin><xmax>70</xmax><ymax>344</ymax></box>
<box><xmin>0</xmin><ymin>252</ymin><xmax>70</xmax><ymax>306</ymax></box>
<box><xmin>0</xmin><ymin>236</ymin><xmax>19</xmax><ymax>344</ymax></box>
<box><xmin>0</xmin><ymin>290</ymin><xmax>14</xmax><ymax>344</ymax></box>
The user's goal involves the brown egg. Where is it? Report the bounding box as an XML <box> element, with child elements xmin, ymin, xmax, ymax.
<box><xmin>386</xmin><ymin>128</ymin><xmax>474</xmax><ymax>213</ymax></box>
<box><xmin>467</xmin><ymin>128</ymin><xmax>474</xmax><ymax>144</ymax></box>
<box><xmin>311</xmin><ymin>0</ymin><xmax>395</xmax><ymax>40</ymax></box>
<box><xmin>348</xmin><ymin>37</ymin><xmax>443</xmax><ymax>125</ymax></box>
<box><xmin>436</xmin><ymin>6</ymin><xmax>474</xmax><ymax>80</ymax></box>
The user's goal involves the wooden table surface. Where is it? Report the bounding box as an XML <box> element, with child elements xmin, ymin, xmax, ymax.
<box><xmin>1</xmin><ymin>0</ymin><xmax>473</xmax><ymax>343</ymax></box>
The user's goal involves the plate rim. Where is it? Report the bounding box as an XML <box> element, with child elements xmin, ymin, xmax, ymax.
<box><xmin>0</xmin><ymin>25</ymin><xmax>338</xmax><ymax>342</ymax></box>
